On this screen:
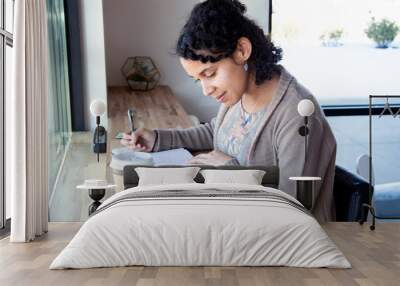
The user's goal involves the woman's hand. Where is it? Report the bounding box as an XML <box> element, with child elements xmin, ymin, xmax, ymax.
<box><xmin>120</xmin><ymin>128</ymin><xmax>156</xmax><ymax>152</ymax></box>
<box><xmin>187</xmin><ymin>150</ymin><xmax>233</xmax><ymax>166</ymax></box>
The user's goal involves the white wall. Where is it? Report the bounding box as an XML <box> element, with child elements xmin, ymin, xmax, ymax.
<box><xmin>79</xmin><ymin>0</ymin><xmax>108</xmax><ymax>131</ymax></box>
<box><xmin>103</xmin><ymin>0</ymin><xmax>269</xmax><ymax>122</ymax></box>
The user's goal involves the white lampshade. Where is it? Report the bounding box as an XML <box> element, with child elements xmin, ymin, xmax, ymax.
<box><xmin>90</xmin><ymin>100</ymin><xmax>106</xmax><ymax>116</ymax></box>
<box><xmin>297</xmin><ymin>99</ymin><xmax>315</xmax><ymax>117</ymax></box>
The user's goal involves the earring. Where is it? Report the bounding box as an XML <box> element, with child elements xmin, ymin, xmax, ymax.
<box><xmin>244</xmin><ymin>62</ymin><xmax>248</xmax><ymax>72</ymax></box>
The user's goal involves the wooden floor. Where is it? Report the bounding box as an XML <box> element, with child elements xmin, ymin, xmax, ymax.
<box><xmin>0</xmin><ymin>223</ymin><xmax>399</xmax><ymax>286</ymax></box>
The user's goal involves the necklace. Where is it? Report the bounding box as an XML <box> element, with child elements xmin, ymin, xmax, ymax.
<box><xmin>240</xmin><ymin>100</ymin><xmax>254</xmax><ymax>128</ymax></box>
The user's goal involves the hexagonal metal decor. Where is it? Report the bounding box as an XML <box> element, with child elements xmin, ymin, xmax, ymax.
<box><xmin>121</xmin><ymin>56</ymin><xmax>161</xmax><ymax>91</ymax></box>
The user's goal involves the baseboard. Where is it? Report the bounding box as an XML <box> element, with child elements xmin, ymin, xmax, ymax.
<box><xmin>0</xmin><ymin>218</ymin><xmax>11</xmax><ymax>239</ymax></box>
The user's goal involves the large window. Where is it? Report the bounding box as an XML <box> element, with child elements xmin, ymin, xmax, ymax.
<box><xmin>1</xmin><ymin>0</ymin><xmax>14</xmax><ymax>230</ymax></box>
<box><xmin>47</xmin><ymin>0</ymin><xmax>72</xmax><ymax>205</ymax></box>
<box><xmin>270</xmin><ymin>1</ymin><xmax>400</xmax><ymax>185</ymax></box>
<box><xmin>271</xmin><ymin>0</ymin><xmax>400</xmax><ymax>108</ymax></box>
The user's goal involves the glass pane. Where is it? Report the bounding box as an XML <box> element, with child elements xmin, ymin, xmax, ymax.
<box><xmin>5</xmin><ymin>44</ymin><xmax>12</xmax><ymax>219</ymax></box>
<box><xmin>47</xmin><ymin>0</ymin><xmax>72</xmax><ymax>202</ymax></box>
<box><xmin>5</xmin><ymin>0</ymin><xmax>14</xmax><ymax>33</ymax></box>
<box><xmin>272</xmin><ymin>0</ymin><xmax>400</xmax><ymax>106</ymax></box>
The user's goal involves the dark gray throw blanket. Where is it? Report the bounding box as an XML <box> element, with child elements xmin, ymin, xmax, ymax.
<box><xmin>91</xmin><ymin>189</ymin><xmax>309</xmax><ymax>217</ymax></box>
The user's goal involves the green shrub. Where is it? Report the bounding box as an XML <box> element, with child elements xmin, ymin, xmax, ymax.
<box><xmin>365</xmin><ymin>18</ymin><xmax>399</xmax><ymax>48</ymax></box>
<box><xmin>320</xmin><ymin>29</ymin><xmax>344</xmax><ymax>47</ymax></box>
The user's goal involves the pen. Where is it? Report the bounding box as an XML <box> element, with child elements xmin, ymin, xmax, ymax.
<box><xmin>128</xmin><ymin>109</ymin><xmax>136</xmax><ymax>133</ymax></box>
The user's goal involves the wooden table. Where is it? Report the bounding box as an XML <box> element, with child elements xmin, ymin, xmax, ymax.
<box><xmin>106</xmin><ymin>85</ymin><xmax>194</xmax><ymax>190</ymax></box>
<box><xmin>1</xmin><ymin>222</ymin><xmax>399</xmax><ymax>286</ymax></box>
<box><xmin>107</xmin><ymin>85</ymin><xmax>194</xmax><ymax>164</ymax></box>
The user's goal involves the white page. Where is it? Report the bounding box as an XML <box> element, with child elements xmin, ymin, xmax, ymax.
<box><xmin>151</xmin><ymin>148</ymin><xmax>193</xmax><ymax>166</ymax></box>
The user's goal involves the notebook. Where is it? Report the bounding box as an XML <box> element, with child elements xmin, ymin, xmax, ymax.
<box><xmin>151</xmin><ymin>148</ymin><xmax>193</xmax><ymax>165</ymax></box>
<box><xmin>111</xmin><ymin>148</ymin><xmax>193</xmax><ymax>169</ymax></box>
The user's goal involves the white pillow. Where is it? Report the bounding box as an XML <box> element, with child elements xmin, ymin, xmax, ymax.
<box><xmin>200</xmin><ymin>169</ymin><xmax>266</xmax><ymax>185</ymax></box>
<box><xmin>136</xmin><ymin>167</ymin><xmax>200</xmax><ymax>186</ymax></box>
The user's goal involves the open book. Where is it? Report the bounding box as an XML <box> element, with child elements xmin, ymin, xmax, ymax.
<box><xmin>111</xmin><ymin>148</ymin><xmax>193</xmax><ymax>170</ymax></box>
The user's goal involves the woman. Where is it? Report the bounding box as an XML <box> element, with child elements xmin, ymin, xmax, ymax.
<box><xmin>121</xmin><ymin>0</ymin><xmax>336</xmax><ymax>222</ymax></box>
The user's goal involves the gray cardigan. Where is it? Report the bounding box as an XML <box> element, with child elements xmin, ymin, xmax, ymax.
<box><xmin>153</xmin><ymin>66</ymin><xmax>336</xmax><ymax>222</ymax></box>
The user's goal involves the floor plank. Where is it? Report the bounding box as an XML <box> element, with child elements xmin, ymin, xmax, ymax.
<box><xmin>1</xmin><ymin>222</ymin><xmax>399</xmax><ymax>286</ymax></box>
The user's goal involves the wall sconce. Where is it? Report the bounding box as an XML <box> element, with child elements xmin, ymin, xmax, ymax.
<box><xmin>90</xmin><ymin>100</ymin><xmax>107</xmax><ymax>162</ymax></box>
<box><xmin>297</xmin><ymin>99</ymin><xmax>315</xmax><ymax>163</ymax></box>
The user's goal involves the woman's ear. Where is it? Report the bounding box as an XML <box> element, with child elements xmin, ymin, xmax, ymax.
<box><xmin>232</xmin><ymin>37</ymin><xmax>252</xmax><ymax>65</ymax></box>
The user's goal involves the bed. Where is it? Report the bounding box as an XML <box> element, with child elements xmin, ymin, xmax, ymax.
<box><xmin>50</xmin><ymin>165</ymin><xmax>350</xmax><ymax>269</ymax></box>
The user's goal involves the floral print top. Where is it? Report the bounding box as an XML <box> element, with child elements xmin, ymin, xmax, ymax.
<box><xmin>216</xmin><ymin>100</ymin><xmax>268</xmax><ymax>165</ymax></box>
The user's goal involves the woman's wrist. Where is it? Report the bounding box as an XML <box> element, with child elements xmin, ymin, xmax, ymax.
<box><xmin>150</xmin><ymin>130</ymin><xmax>158</xmax><ymax>152</ymax></box>
<box><xmin>224</xmin><ymin>157</ymin><xmax>240</xmax><ymax>166</ymax></box>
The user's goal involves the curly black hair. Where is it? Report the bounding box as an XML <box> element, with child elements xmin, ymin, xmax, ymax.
<box><xmin>176</xmin><ymin>0</ymin><xmax>283</xmax><ymax>85</ymax></box>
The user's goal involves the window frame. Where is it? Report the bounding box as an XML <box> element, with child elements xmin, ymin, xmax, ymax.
<box><xmin>0</xmin><ymin>0</ymin><xmax>13</xmax><ymax>232</ymax></box>
<box><xmin>268</xmin><ymin>0</ymin><xmax>392</xmax><ymax>117</ymax></box>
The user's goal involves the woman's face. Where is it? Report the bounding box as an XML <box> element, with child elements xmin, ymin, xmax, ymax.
<box><xmin>180</xmin><ymin>56</ymin><xmax>248</xmax><ymax>107</ymax></box>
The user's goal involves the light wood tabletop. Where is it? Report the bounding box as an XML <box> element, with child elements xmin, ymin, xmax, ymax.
<box><xmin>107</xmin><ymin>85</ymin><xmax>194</xmax><ymax>163</ymax></box>
<box><xmin>0</xmin><ymin>222</ymin><xmax>399</xmax><ymax>286</ymax></box>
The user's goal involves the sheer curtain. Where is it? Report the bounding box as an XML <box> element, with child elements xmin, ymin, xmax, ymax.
<box><xmin>9</xmin><ymin>0</ymin><xmax>49</xmax><ymax>242</ymax></box>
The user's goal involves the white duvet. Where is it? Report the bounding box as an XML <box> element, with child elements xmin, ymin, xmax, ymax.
<box><xmin>50</xmin><ymin>183</ymin><xmax>350</xmax><ymax>269</ymax></box>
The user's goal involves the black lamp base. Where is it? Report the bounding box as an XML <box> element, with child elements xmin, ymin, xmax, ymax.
<box><xmin>290</xmin><ymin>177</ymin><xmax>321</xmax><ymax>210</ymax></box>
<box><xmin>88</xmin><ymin>188</ymin><xmax>106</xmax><ymax>215</ymax></box>
<box><xmin>296</xmin><ymin>181</ymin><xmax>314</xmax><ymax>210</ymax></box>
<box><xmin>93</xmin><ymin>125</ymin><xmax>107</xmax><ymax>154</ymax></box>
